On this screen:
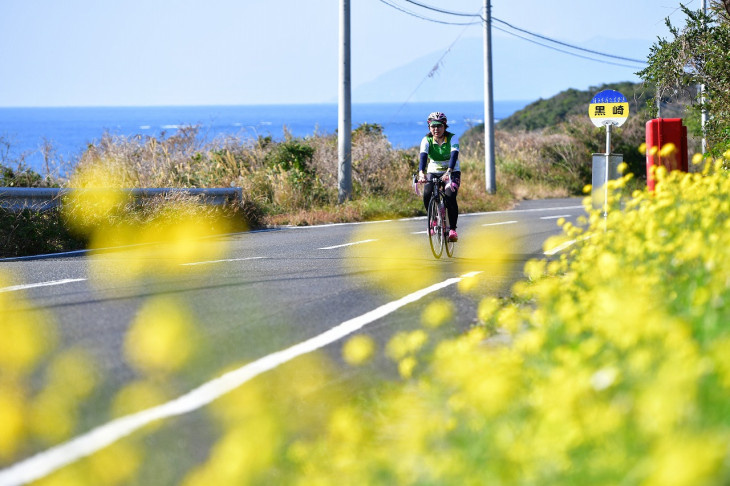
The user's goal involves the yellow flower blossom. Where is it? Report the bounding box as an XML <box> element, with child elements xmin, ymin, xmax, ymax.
<box><xmin>398</xmin><ymin>356</ymin><xmax>417</xmax><ymax>379</ymax></box>
<box><xmin>386</xmin><ymin>330</ymin><xmax>428</xmax><ymax>361</ymax></box>
<box><xmin>124</xmin><ymin>296</ymin><xmax>198</xmax><ymax>375</ymax></box>
<box><xmin>342</xmin><ymin>335</ymin><xmax>376</xmax><ymax>365</ymax></box>
<box><xmin>87</xmin><ymin>441</ymin><xmax>142</xmax><ymax>486</ymax></box>
<box><xmin>644</xmin><ymin>434</ymin><xmax>726</xmax><ymax>486</ymax></box>
<box><xmin>421</xmin><ymin>299</ymin><xmax>453</xmax><ymax>328</ymax></box>
<box><xmin>110</xmin><ymin>380</ymin><xmax>169</xmax><ymax>418</ymax></box>
<box><xmin>0</xmin><ymin>387</ymin><xmax>25</xmax><ymax>460</ymax></box>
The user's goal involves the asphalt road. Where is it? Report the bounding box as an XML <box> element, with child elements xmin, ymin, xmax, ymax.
<box><xmin>0</xmin><ymin>197</ymin><xmax>585</xmax><ymax>485</ymax></box>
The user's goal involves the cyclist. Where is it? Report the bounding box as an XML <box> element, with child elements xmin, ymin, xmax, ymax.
<box><xmin>417</xmin><ymin>111</ymin><xmax>460</xmax><ymax>241</ymax></box>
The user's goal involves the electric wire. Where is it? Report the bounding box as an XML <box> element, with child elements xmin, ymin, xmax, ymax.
<box><xmin>375</xmin><ymin>0</ymin><xmax>648</xmax><ymax>129</ymax></box>
<box><xmin>376</xmin><ymin>0</ymin><xmax>480</xmax><ymax>25</ymax></box>
<box><xmin>492</xmin><ymin>17</ymin><xmax>646</xmax><ymax>64</ymax></box>
<box><xmin>401</xmin><ymin>0</ymin><xmax>481</xmax><ymax>17</ymax></box>
<box><xmin>491</xmin><ymin>24</ymin><xmax>644</xmax><ymax>69</ymax></box>
<box><xmin>390</xmin><ymin>0</ymin><xmax>647</xmax><ymax>66</ymax></box>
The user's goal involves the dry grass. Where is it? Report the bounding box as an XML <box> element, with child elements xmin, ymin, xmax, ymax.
<box><xmin>3</xmin><ymin>123</ymin><xmax>599</xmax><ymax>257</ymax></box>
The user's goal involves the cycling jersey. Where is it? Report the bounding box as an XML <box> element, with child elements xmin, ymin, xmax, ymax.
<box><xmin>420</xmin><ymin>132</ymin><xmax>460</xmax><ymax>173</ymax></box>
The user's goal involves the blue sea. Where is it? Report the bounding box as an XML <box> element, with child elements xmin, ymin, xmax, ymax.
<box><xmin>0</xmin><ymin>100</ymin><xmax>529</xmax><ymax>175</ymax></box>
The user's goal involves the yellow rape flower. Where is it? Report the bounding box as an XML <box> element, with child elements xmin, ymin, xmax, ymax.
<box><xmin>328</xmin><ymin>406</ymin><xmax>365</xmax><ymax>445</ymax></box>
<box><xmin>28</xmin><ymin>390</ymin><xmax>78</xmax><ymax>444</ymax></box>
<box><xmin>124</xmin><ymin>296</ymin><xmax>198</xmax><ymax>375</ymax></box>
<box><xmin>420</xmin><ymin>299</ymin><xmax>453</xmax><ymax>328</ymax></box>
<box><xmin>342</xmin><ymin>335</ymin><xmax>376</xmax><ymax>366</ymax></box>
<box><xmin>644</xmin><ymin>434</ymin><xmax>726</xmax><ymax>486</ymax></box>
<box><xmin>45</xmin><ymin>349</ymin><xmax>99</xmax><ymax>401</ymax></box>
<box><xmin>398</xmin><ymin>356</ymin><xmax>417</xmax><ymax>379</ymax></box>
<box><xmin>659</xmin><ymin>142</ymin><xmax>676</xmax><ymax>158</ymax></box>
<box><xmin>110</xmin><ymin>380</ymin><xmax>169</xmax><ymax>430</ymax></box>
<box><xmin>0</xmin><ymin>310</ymin><xmax>57</xmax><ymax>377</ymax></box>
<box><xmin>86</xmin><ymin>441</ymin><xmax>142</xmax><ymax>486</ymax></box>
<box><xmin>0</xmin><ymin>387</ymin><xmax>25</xmax><ymax>460</ymax></box>
<box><xmin>345</xmin><ymin>224</ymin><xmax>437</xmax><ymax>296</ymax></box>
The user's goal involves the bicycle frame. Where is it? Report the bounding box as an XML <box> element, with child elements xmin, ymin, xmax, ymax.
<box><xmin>418</xmin><ymin>174</ymin><xmax>455</xmax><ymax>259</ymax></box>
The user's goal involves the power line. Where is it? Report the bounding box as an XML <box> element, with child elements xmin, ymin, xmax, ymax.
<box><xmin>376</xmin><ymin>0</ymin><xmax>480</xmax><ymax>25</ymax></box>
<box><xmin>401</xmin><ymin>0</ymin><xmax>480</xmax><ymax>17</ymax></box>
<box><xmin>383</xmin><ymin>0</ymin><xmax>647</xmax><ymax>66</ymax></box>
<box><xmin>491</xmin><ymin>24</ymin><xmax>644</xmax><ymax>69</ymax></box>
<box><xmin>492</xmin><ymin>17</ymin><xmax>646</xmax><ymax>65</ymax></box>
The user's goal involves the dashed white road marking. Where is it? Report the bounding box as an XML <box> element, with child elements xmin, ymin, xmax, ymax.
<box><xmin>540</xmin><ymin>214</ymin><xmax>572</xmax><ymax>220</ymax></box>
<box><xmin>482</xmin><ymin>220</ymin><xmax>518</xmax><ymax>227</ymax></box>
<box><xmin>0</xmin><ymin>271</ymin><xmax>482</xmax><ymax>486</ymax></box>
<box><xmin>319</xmin><ymin>239</ymin><xmax>377</xmax><ymax>250</ymax></box>
<box><xmin>544</xmin><ymin>234</ymin><xmax>594</xmax><ymax>256</ymax></box>
<box><xmin>181</xmin><ymin>257</ymin><xmax>267</xmax><ymax>266</ymax></box>
<box><xmin>0</xmin><ymin>278</ymin><xmax>87</xmax><ymax>293</ymax></box>
<box><xmin>463</xmin><ymin>205</ymin><xmax>583</xmax><ymax>217</ymax></box>
<box><xmin>544</xmin><ymin>239</ymin><xmax>578</xmax><ymax>255</ymax></box>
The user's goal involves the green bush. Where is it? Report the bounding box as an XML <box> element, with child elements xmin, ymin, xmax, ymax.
<box><xmin>265</xmin><ymin>140</ymin><xmax>315</xmax><ymax>174</ymax></box>
<box><xmin>0</xmin><ymin>208</ymin><xmax>86</xmax><ymax>258</ymax></box>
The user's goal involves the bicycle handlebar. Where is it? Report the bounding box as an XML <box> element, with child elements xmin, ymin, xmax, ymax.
<box><xmin>413</xmin><ymin>173</ymin><xmax>449</xmax><ymax>183</ymax></box>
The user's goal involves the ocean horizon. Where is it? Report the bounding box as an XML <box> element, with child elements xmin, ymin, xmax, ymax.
<box><xmin>0</xmin><ymin>100</ymin><xmax>531</xmax><ymax>176</ymax></box>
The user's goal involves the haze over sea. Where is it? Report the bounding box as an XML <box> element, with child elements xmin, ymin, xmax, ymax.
<box><xmin>0</xmin><ymin>100</ymin><xmax>529</xmax><ymax>176</ymax></box>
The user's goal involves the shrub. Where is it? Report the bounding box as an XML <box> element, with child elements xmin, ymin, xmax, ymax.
<box><xmin>0</xmin><ymin>208</ymin><xmax>86</xmax><ymax>257</ymax></box>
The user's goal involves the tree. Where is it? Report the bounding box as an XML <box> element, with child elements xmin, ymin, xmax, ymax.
<box><xmin>638</xmin><ymin>1</ymin><xmax>730</xmax><ymax>155</ymax></box>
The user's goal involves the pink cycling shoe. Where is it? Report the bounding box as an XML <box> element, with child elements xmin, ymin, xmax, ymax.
<box><xmin>448</xmin><ymin>229</ymin><xmax>458</xmax><ymax>242</ymax></box>
<box><xmin>430</xmin><ymin>220</ymin><xmax>438</xmax><ymax>235</ymax></box>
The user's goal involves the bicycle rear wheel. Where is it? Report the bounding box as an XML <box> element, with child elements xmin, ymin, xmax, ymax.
<box><xmin>444</xmin><ymin>208</ymin><xmax>455</xmax><ymax>257</ymax></box>
<box><xmin>427</xmin><ymin>197</ymin><xmax>443</xmax><ymax>258</ymax></box>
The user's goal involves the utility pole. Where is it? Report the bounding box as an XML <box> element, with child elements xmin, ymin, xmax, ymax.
<box><xmin>700</xmin><ymin>0</ymin><xmax>707</xmax><ymax>154</ymax></box>
<box><xmin>338</xmin><ymin>0</ymin><xmax>352</xmax><ymax>203</ymax></box>
<box><xmin>483</xmin><ymin>0</ymin><xmax>496</xmax><ymax>194</ymax></box>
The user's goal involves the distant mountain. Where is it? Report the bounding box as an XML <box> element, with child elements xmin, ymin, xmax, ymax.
<box><xmin>352</xmin><ymin>36</ymin><xmax>654</xmax><ymax>104</ymax></box>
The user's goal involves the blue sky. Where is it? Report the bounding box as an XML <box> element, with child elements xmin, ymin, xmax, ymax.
<box><xmin>0</xmin><ymin>0</ymin><xmax>693</xmax><ymax>107</ymax></box>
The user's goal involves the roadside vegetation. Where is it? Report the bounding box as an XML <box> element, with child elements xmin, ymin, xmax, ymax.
<box><xmin>1</xmin><ymin>4</ymin><xmax>729</xmax><ymax>483</ymax></box>
<box><xmin>2</xmin><ymin>152</ymin><xmax>728</xmax><ymax>485</ymax></box>
<box><xmin>0</xmin><ymin>121</ymin><xmax>540</xmax><ymax>258</ymax></box>
<box><xmin>1</xmin><ymin>80</ymin><xmax>670</xmax><ymax>259</ymax></box>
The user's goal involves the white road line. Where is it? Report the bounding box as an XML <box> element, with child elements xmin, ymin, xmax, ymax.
<box><xmin>0</xmin><ymin>271</ymin><xmax>482</xmax><ymax>486</ymax></box>
<box><xmin>544</xmin><ymin>239</ymin><xmax>578</xmax><ymax>255</ymax></box>
<box><xmin>463</xmin><ymin>205</ymin><xmax>584</xmax><ymax>217</ymax></box>
<box><xmin>539</xmin><ymin>214</ymin><xmax>572</xmax><ymax>220</ymax></box>
<box><xmin>319</xmin><ymin>239</ymin><xmax>377</xmax><ymax>250</ymax></box>
<box><xmin>181</xmin><ymin>257</ymin><xmax>267</xmax><ymax>266</ymax></box>
<box><xmin>0</xmin><ymin>278</ymin><xmax>87</xmax><ymax>293</ymax></box>
<box><xmin>411</xmin><ymin>231</ymin><xmax>427</xmax><ymax>235</ymax></box>
<box><xmin>544</xmin><ymin>234</ymin><xmax>595</xmax><ymax>256</ymax></box>
<box><xmin>482</xmin><ymin>220</ymin><xmax>518</xmax><ymax>227</ymax></box>
<box><xmin>282</xmin><ymin>204</ymin><xmax>584</xmax><ymax>230</ymax></box>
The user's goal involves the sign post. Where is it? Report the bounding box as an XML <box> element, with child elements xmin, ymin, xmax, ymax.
<box><xmin>589</xmin><ymin>89</ymin><xmax>629</xmax><ymax>215</ymax></box>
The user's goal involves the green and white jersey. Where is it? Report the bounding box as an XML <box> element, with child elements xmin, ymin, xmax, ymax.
<box><xmin>420</xmin><ymin>132</ymin><xmax>460</xmax><ymax>173</ymax></box>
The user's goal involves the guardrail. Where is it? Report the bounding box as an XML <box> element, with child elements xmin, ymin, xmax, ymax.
<box><xmin>0</xmin><ymin>187</ymin><xmax>243</xmax><ymax>212</ymax></box>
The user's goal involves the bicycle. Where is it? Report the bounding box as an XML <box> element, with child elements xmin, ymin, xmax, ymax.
<box><xmin>414</xmin><ymin>173</ymin><xmax>455</xmax><ymax>259</ymax></box>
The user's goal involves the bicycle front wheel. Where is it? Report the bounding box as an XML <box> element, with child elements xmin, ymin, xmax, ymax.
<box><xmin>427</xmin><ymin>197</ymin><xmax>443</xmax><ymax>259</ymax></box>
